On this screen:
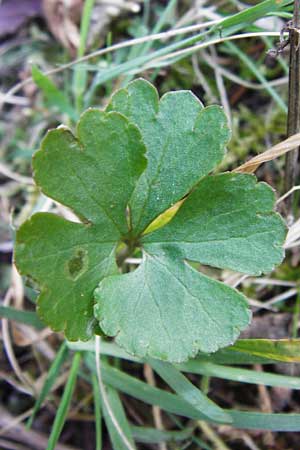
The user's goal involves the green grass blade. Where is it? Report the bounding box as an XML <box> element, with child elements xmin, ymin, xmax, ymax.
<box><xmin>68</xmin><ymin>340</ymin><xmax>139</xmax><ymax>361</ymax></box>
<box><xmin>197</xmin><ymin>350</ymin><xmax>276</xmax><ymax>365</ymax></box>
<box><xmin>77</xmin><ymin>0</ymin><xmax>95</xmax><ymax>57</ymax></box>
<box><xmin>224</xmin><ymin>41</ymin><xmax>287</xmax><ymax>112</ymax></box>
<box><xmin>68</xmin><ymin>340</ymin><xmax>277</xmax><ymax>364</ymax></box>
<box><xmin>92</xmin><ymin>374</ymin><xmax>102</xmax><ymax>450</ymax></box>
<box><xmin>131</xmin><ymin>426</ymin><xmax>193</xmax><ymax>444</ymax></box>
<box><xmin>83</xmin><ymin>354</ymin><xmax>205</xmax><ymax>420</ymax></box>
<box><xmin>0</xmin><ymin>305</ymin><xmax>44</xmax><ymax>329</ymax></box>
<box><xmin>148</xmin><ymin>358</ymin><xmax>231</xmax><ymax>424</ymax></box>
<box><xmin>231</xmin><ymin>339</ymin><xmax>300</xmax><ymax>362</ymax></box>
<box><xmin>89</xmin><ymin>358</ymin><xmax>300</xmax><ymax>431</ymax></box>
<box><xmin>86</xmin><ymin>0</ymin><xmax>290</xmax><ymax>100</ymax></box>
<box><xmin>229</xmin><ymin>410</ymin><xmax>300</xmax><ymax>431</ymax></box>
<box><xmin>27</xmin><ymin>342</ymin><xmax>69</xmax><ymax>428</ymax></box>
<box><xmin>178</xmin><ymin>360</ymin><xmax>300</xmax><ymax>389</ymax></box>
<box><xmin>73</xmin><ymin>0</ymin><xmax>95</xmax><ymax>111</ymax></box>
<box><xmin>102</xmin><ymin>386</ymin><xmax>136</xmax><ymax>450</ymax></box>
<box><xmin>123</xmin><ymin>0</ymin><xmax>177</xmax><ymax>85</ymax></box>
<box><xmin>32</xmin><ymin>65</ymin><xmax>77</xmax><ymax>120</ymax></box>
<box><xmin>46</xmin><ymin>352</ymin><xmax>81</xmax><ymax>450</ymax></box>
<box><xmin>219</xmin><ymin>0</ymin><xmax>292</xmax><ymax>30</ymax></box>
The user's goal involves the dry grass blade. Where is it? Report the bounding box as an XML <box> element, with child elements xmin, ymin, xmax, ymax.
<box><xmin>0</xmin><ymin>19</ymin><xmax>220</xmax><ymax>109</ymax></box>
<box><xmin>285</xmin><ymin>217</ymin><xmax>300</xmax><ymax>248</ymax></box>
<box><xmin>0</xmin><ymin>162</ymin><xmax>33</xmax><ymax>185</ymax></box>
<box><xmin>1</xmin><ymin>288</ymin><xmax>34</xmax><ymax>394</ymax></box>
<box><xmin>233</xmin><ymin>133</ymin><xmax>300</xmax><ymax>173</ymax></box>
<box><xmin>0</xmin><ymin>405</ymin><xmax>78</xmax><ymax>450</ymax></box>
<box><xmin>143</xmin><ymin>364</ymin><xmax>167</xmax><ymax>450</ymax></box>
<box><xmin>145</xmin><ymin>31</ymin><xmax>283</xmax><ymax>68</ymax></box>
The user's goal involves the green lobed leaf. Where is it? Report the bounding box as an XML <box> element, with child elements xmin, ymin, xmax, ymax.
<box><xmin>15</xmin><ymin>78</ymin><xmax>287</xmax><ymax>362</ymax></box>
<box><xmin>143</xmin><ymin>173</ymin><xmax>286</xmax><ymax>275</ymax></box>
<box><xmin>15</xmin><ymin>213</ymin><xmax>117</xmax><ymax>340</ymax></box>
<box><xmin>94</xmin><ymin>253</ymin><xmax>250</xmax><ymax>362</ymax></box>
<box><xmin>107</xmin><ymin>78</ymin><xmax>231</xmax><ymax>234</ymax></box>
<box><xmin>33</xmin><ymin>110</ymin><xmax>146</xmax><ymax>234</ymax></box>
<box><xmin>15</xmin><ymin>110</ymin><xmax>147</xmax><ymax>341</ymax></box>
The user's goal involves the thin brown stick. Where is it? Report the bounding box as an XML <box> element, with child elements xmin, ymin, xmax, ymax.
<box><xmin>285</xmin><ymin>0</ymin><xmax>300</xmax><ymax>220</ymax></box>
<box><xmin>144</xmin><ymin>364</ymin><xmax>167</xmax><ymax>450</ymax></box>
<box><xmin>0</xmin><ymin>405</ymin><xmax>78</xmax><ymax>450</ymax></box>
<box><xmin>254</xmin><ymin>365</ymin><xmax>274</xmax><ymax>447</ymax></box>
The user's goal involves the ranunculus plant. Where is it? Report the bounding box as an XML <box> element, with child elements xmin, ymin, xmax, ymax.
<box><xmin>15</xmin><ymin>79</ymin><xmax>286</xmax><ymax>363</ymax></box>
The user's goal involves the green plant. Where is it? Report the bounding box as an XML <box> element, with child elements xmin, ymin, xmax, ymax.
<box><xmin>14</xmin><ymin>78</ymin><xmax>286</xmax><ymax>363</ymax></box>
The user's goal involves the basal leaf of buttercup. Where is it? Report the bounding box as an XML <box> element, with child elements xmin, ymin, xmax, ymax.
<box><xmin>15</xmin><ymin>213</ymin><xmax>117</xmax><ymax>340</ymax></box>
<box><xmin>107</xmin><ymin>78</ymin><xmax>230</xmax><ymax>235</ymax></box>
<box><xmin>15</xmin><ymin>111</ymin><xmax>147</xmax><ymax>340</ymax></box>
<box><xmin>94</xmin><ymin>253</ymin><xmax>250</xmax><ymax>363</ymax></box>
<box><xmin>33</xmin><ymin>110</ymin><xmax>147</xmax><ymax>235</ymax></box>
<box><xmin>143</xmin><ymin>173</ymin><xmax>286</xmax><ymax>275</ymax></box>
<box><xmin>14</xmin><ymin>79</ymin><xmax>287</xmax><ymax>361</ymax></box>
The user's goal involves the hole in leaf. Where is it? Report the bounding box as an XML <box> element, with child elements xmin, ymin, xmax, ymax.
<box><xmin>66</xmin><ymin>248</ymin><xmax>88</xmax><ymax>280</ymax></box>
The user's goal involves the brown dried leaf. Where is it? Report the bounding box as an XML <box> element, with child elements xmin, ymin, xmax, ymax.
<box><xmin>42</xmin><ymin>0</ymin><xmax>82</xmax><ymax>54</ymax></box>
<box><xmin>233</xmin><ymin>133</ymin><xmax>300</xmax><ymax>173</ymax></box>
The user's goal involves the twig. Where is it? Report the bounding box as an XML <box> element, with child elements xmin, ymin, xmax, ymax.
<box><xmin>277</xmin><ymin>184</ymin><xmax>300</xmax><ymax>203</ymax></box>
<box><xmin>254</xmin><ymin>365</ymin><xmax>274</xmax><ymax>447</ymax></box>
<box><xmin>263</xmin><ymin>287</ymin><xmax>298</xmax><ymax>308</ymax></box>
<box><xmin>285</xmin><ymin>0</ymin><xmax>300</xmax><ymax>221</ymax></box>
<box><xmin>0</xmin><ymin>162</ymin><xmax>33</xmax><ymax>185</ymax></box>
<box><xmin>285</xmin><ymin>216</ymin><xmax>300</xmax><ymax>247</ymax></box>
<box><xmin>0</xmin><ymin>92</ymin><xmax>29</xmax><ymax>106</ymax></box>
<box><xmin>143</xmin><ymin>364</ymin><xmax>167</xmax><ymax>450</ymax></box>
<box><xmin>192</xmin><ymin>53</ymin><xmax>217</xmax><ymax>102</ymax></box>
<box><xmin>246</xmin><ymin>277</ymin><xmax>297</xmax><ymax>287</ymax></box>
<box><xmin>197</xmin><ymin>421</ymin><xmax>231</xmax><ymax>450</ymax></box>
<box><xmin>209</xmin><ymin>46</ymin><xmax>232</xmax><ymax>126</ymax></box>
<box><xmin>202</xmin><ymin>50</ymin><xmax>288</xmax><ymax>90</ymax></box>
<box><xmin>0</xmin><ymin>406</ymin><xmax>77</xmax><ymax>450</ymax></box>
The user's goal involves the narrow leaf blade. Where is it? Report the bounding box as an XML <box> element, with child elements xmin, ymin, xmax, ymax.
<box><xmin>231</xmin><ymin>339</ymin><xmax>300</xmax><ymax>362</ymax></box>
<box><xmin>32</xmin><ymin>65</ymin><xmax>77</xmax><ymax>120</ymax></box>
<box><xmin>148</xmin><ymin>358</ymin><xmax>231</xmax><ymax>423</ymax></box>
<box><xmin>27</xmin><ymin>342</ymin><xmax>69</xmax><ymax>428</ymax></box>
<box><xmin>47</xmin><ymin>352</ymin><xmax>81</xmax><ymax>450</ymax></box>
